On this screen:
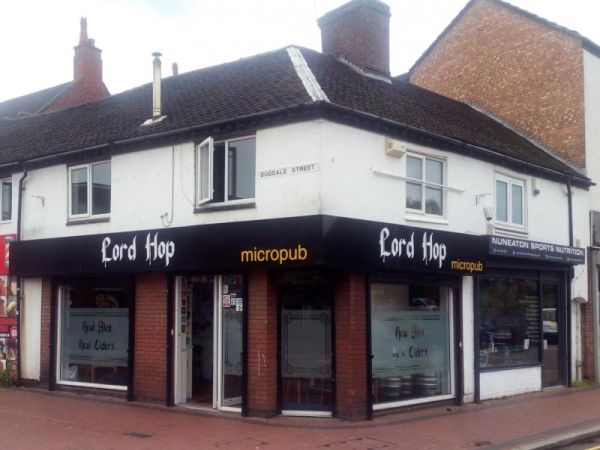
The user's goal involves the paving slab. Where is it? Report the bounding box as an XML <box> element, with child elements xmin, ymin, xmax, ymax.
<box><xmin>1</xmin><ymin>386</ymin><xmax>600</xmax><ymax>449</ymax></box>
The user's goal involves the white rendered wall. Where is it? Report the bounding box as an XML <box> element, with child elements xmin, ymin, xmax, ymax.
<box><xmin>20</xmin><ymin>278</ymin><xmax>41</xmax><ymax>381</ymax></box>
<box><xmin>461</xmin><ymin>276</ymin><xmax>475</xmax><ymax>403</ymax></box>
<box><xmin>584</xmin><ymin>49</ymin><xmax>600</xmax><ymax>381</ymax></box>
<box><xmin>480</xmin><ymin>367</ymin><xmax>542</xmax><ymax>400</ymax></box>
<box><xmin>584</xmin><ymin>49</ymin><xmax>600</xmax><ymax>209</ymax></box>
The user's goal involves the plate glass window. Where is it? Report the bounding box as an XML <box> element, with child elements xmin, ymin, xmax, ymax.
<box><xmin>371</xmin><ymin>283</ymin><xmax>453</xmax><ymax>408</ymax></box>
<box><xmin>69</xmin><ymin>161</ymin><xmax>111</xmax><ymax>218</ymax></box>
<box><xmin>495</xmin><ymin>176</ymin><xmax>525</xmax><ymax>227</ymax></box>
<box><xmin>57</xmin><ymin>280</ymin><xmax>131</xmax><ymax>389</ymax></box>
<box><xmin>1</xmin><ymin>179</ymin><xmax>11</xmax><ymax>221</ymax></box>
<box><xmin>197</xmin><ymin>137</ymin><xmax>255</xmax><ymax>206</ymax></box>
<box><xmin>406</xmin><ymin>155</ymin><xmax>444</xmax><ymax>216</ymax></box>
<box><xmin>479</xmin><ymin>277</ymin><xmax>540</xmax><ymax>369</ymax></box>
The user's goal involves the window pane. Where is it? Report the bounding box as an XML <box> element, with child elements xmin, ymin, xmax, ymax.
<box><xmin>91</xmin><ymin>162</ymin><xmax>111</xmax><ymax>215</ymax></box>
<box><xmin>512</xmin><ymin>184</ymin><xmax>523</xmax><ymax>225</ymax></box>
<box><xmin>71</xmin><ymin>167</ymin><xmax>88</xmax><ymax>215</ymax></box>
<box><xmin>213</xmin><ymin>143</ymin><xmax>226</xmax><ymax>203</ymax></box>
<box><xmin>371</xmin><ymin>283</ymin><xmax>451</xmax><ymax>405</ymax></box>
<box><xmin>406</xmin><ymin>156</ymin><xmax>422</xmax><ymax>180</ymax></box>
<box><xmin>496</xmin><ymin>180</ymin><xmax>508</xmax><ymax>222</ymax></box>
<box><xmin>425</xmin><ymin>159</ymin><xmax>443</xmax><ymax>184</ymax></box>
<box><xmin>1</xmin><ymin>181</ymin><xmax>11</xmax><ymax>221</ymax></box>
<box><xmin>199</xmin><ymin>143</ymin><xmax>211</xmax><ymax>203</ymax></box>
<box><xmin>59</xmin><ymin>283</ymin><xmax>130</xmax><ymax>387</ymax></box>
<box><xmin>425</xmin><ymin>186</ymin><xmax>443</xmax><ymax>215</ymax></box>
<box><xmin>406</xmin><ymin>182</ymin><xmax>422</xmax><ymax>210</ymax></box>
<box><xmin>227</xmin><ymin>138</ymin><xmax>256</xmax><ymax>201</ymax></box>
<box><xmin>479</xmin><ymin>277</ymin><xmax>540</xmax><ymax>368</ymax></box>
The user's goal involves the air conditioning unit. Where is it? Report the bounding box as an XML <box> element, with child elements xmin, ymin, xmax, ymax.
<box><xmin>385</xmin><ymin>138</ymin><xmax>406</xmax><ymax>158</ymax></box>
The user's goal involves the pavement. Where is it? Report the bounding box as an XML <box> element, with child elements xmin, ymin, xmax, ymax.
<box><xmin>2</xmin><ymin>386</ymin><xmax>600</xmax><ymax>449</ymax></box>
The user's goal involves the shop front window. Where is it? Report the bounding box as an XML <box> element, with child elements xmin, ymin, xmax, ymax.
<box><xmin>479</xmin><ymin>277</ymin><xmax>540</xmax><ymax>369</ymax></box>
<box><xmin>371</xmin><ymin>283</ymin><xmax>452</xmax><ymax>408</ymax></box>
<box><xmin>58</xmin><ymin>280</ymin><xmax>131</xmax><ymax>388</ymax></box>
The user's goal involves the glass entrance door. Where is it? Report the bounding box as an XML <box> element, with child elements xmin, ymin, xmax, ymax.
<box><xmin>218</xmin><ymin>275</ymin><xmax>244</xmax><ymax>409</ymax></box>
<box><xmin>175</xmin><ymin>275</ymin><xmax>244</xmax><ymax>411</ymax></box>
<box><xmin>542</xmin><ymin>281</ymin><xmax>564</xmax><ymax>387</ymax></box>
<box><xmin>280</xmin><ymin>287</ymin><xmax>333</xmax><ymax>415</ymax></box>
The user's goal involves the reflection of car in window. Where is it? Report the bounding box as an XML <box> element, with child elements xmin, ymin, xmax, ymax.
<box><xmin>543</xmin><ymin>308</ymin><xmax>558</xmax><ymax>345</ymax></box>
<box><xmin>412</xmin><ymin>297</ymin><xmax>437</xmax><ymax>311</ymax></box>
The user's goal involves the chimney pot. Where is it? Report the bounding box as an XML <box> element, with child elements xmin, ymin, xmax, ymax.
<box><xmin>79</xmin><ymin>17</ymin><xmax>88</xmax><ymax>44</ymax></box>
<box><xmin>318</xmin><ymin>0</ymin><xmax>391</xmax><ymax>77</ymax></box>
<box><xmin>172</xmin><ymin>62</ymin><xmax>179</xmax><ymax>76</ymax></box>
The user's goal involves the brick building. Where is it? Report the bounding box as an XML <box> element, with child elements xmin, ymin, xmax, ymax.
<box><xmin>408</xmin><ymin>0</ymin><xmax>600</xmax><ymax>382</ymax></box>
<box><xmin>0</xmin><ymin>0</ymin><xmax>591</xmax><ymax>420</ymax></box>
<box><xmin>0</xmin><ymin>18</ymin><xmax>109</xmax><ymax>119</ymax></box>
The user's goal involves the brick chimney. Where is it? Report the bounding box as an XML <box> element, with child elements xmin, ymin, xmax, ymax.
<box><xmin>318</xmin><ymin>0</ymin><xmax>391</xmax><ymax>77</ymax></box>
<box><xmin>74</xmin><ymin>18</ymin><xmax>104</xmax><ymax>87</ymax></box>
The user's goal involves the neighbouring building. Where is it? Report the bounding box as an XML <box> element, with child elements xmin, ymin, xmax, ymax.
<box><xmin>0</xmin><ymin>18</ymin><xmax>109</xmax><ymax>119</ymax></box>
<box><xmin>0</xmin><ymin>0</ymin><xmax>591</xmax><ymax>420</ymax></box>
<box><xmin>408</xmin><ymin>0</ymin><xmax>600</xmax><ymax>382</ymax></box>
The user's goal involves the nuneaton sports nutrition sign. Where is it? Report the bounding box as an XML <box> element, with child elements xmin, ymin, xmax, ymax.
<box><xmin>489</xmin><ymin>236</ymin><xmax>585</xmax><ymax>264</ymax></box>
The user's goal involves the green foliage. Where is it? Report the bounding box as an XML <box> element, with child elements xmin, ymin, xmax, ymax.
<box><xmin>0</xmin><ymin>364</ymin><xmax>11</xmax><ymax>387</ymax></box>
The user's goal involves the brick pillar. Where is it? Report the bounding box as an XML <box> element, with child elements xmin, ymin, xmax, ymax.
<box><xmin>335</xmin><ymin>272</ymin><xmax>368</xmax><ymax>420</ymax></box>
<box><xmin>39</xmin><ymin>278</ymin><xmax>53</xmax><ymax>386</ymax></box>
<box><xmin>247</xmin><ymin>269</ymin><xmax>278</xmax><ymax>416</ymax></box>
<box><xmin>134</xmin><ymin>273</ymin><xmax>168</xmax><ymax>402</ymax></box>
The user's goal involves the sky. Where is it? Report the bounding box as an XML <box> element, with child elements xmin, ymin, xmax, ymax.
<box><xmin>1</xmin><ymin>0</ymin><xmax>599</xmax><ymax>102</ymax></box>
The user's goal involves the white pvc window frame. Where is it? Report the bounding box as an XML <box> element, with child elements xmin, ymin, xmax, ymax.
<box><xmin>405</xmin><ymin>153</ymin><xmax>446</xmax><ymax>217</ymax></box>
<box><xmin>195</xmin><ymin>135</ymin><xmax>256</xmax><ymax>207</ymax></box>
<box><xmin>495</xmin><ymin>173</ymin><xmax>527</xmax><ymax>231</ymax></box>
<box><xmin>0</xmin><ymin>178</ymin><xmax>12</xmax><ymax>223</ymax></box>
<box><xmin>67</xmin><ymin>161</ymin><xmax>111</xmax><ymax>220</ymax></box>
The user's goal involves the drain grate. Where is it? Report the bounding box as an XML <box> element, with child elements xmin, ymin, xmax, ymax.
<box><xmin>124</xmin><ymin>431</ymin><xmax>154</xmax><ymax>439</ymax></box>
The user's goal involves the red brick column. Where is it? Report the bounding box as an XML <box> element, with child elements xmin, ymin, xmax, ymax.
<box><xmin>335</xmin><ymin>272</ymin><xmax>368</xmax><ymax>419</ymax></box>
<box><xmin>246</xmin><ymin>269</ymin><xmax>278</xmax><ymax>416</ymax></box>
<box><xmin>134</xmin><ymin>273</ymin><xmax>168</xmax><ymax>402</ymax></box>
<box><xmin>39</xmin><ymin>278</ymin><xmax>53</xmax><ymax>386</ymax></box>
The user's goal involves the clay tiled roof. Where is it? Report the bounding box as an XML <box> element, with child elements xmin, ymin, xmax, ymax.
<box><xmin>0</xmin><ymin>46</ymin><xmax>589</xmax><ymax>185</ymax></box>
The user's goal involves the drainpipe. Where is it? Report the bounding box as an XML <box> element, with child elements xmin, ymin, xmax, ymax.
<box><xmin>566</xmin><ymin>177</ymin><xmax>574</xmax><ymax>385</ymax></box>
<box><xmin>15</xmin><ymin>166</ymin><xmax>28</xmax><ymax>385</ymax></box>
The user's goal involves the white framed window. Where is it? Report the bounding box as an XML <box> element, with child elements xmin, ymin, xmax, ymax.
<box><xmin>68</xmin><ymin>161</ymin><xmax>111</xmax><ymax>219</ymax></box>
<box><xmin>196</xmin><ymin>136</ymin><xmax>256</xmax><ymax>206</ymax></box>
<box><xmin>495</xmin><ymin>174</ymin><xmax>525</xmax><ymax>228</ymax></box>
<box><xmin>0</xmin><ymin>178</ymin><xmax>11</xmax><ymax>222</ymax></box>
<box><xmin>405</xmin><ymin>154</ymin><xmax>445</xmax><ymax>216</ymax></box>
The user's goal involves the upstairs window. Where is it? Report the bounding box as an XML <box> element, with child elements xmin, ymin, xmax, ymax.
<box><xmin>197</xmin><ymin>136</ymin><xmax>256</xmax><ymax>206</ymax></box>
<box><xmin>68</xmin><ymin>161</ymin><xmax>111</xmax><ymax>219</ymax></box>
<box><xmin>406</xmin><ymin>154</ymin><xmax>444</xmax><ymax>216</ymax></box>
<box><xmin>495</xmin><ymin>174</ymin><xmax>525</xmax><ymax>228</ymax></box>
<box><xmin>1</xmin><ymin>179</ymin><xmax>11</xmax><ymax>222</ymax></box>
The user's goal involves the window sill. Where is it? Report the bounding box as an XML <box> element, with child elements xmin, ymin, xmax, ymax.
<box><xmin>405</xmin><ymin>214</ymin><xmax>448</xmax><ymax>225</ymax></box>
<box><xmin>480</xmin><ymin>362</ymin><xmax>542</xmax><ymax>372</ymax></box>
<box><xmin>0</xmin><ymin>220</ymin><xmax>12</xmax><ymax>224</ymax></box>
<box><xmin>66</xmin><ymin>216</ymin><xmax>110</xmax><ymax>226</ymax></box>
<box><xmin>194</xmin><ymin>200</ymin><xmax>256</xmax><ymax>213</ymax></box>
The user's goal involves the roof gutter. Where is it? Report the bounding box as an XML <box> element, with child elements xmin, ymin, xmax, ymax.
<box><xmin>318</xmin><ymin>101</ymin><xmax>593</xmax><ymax>187</ymax></box>
<box><xmin>0</xmin><ymin>100</ymin><xmax>590</xmax><ymax>187</ymax></box>
<box><xmin>7</xmin><ymin>102</ymin><xmax>317</xmax><ymax>168</ymax></box>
